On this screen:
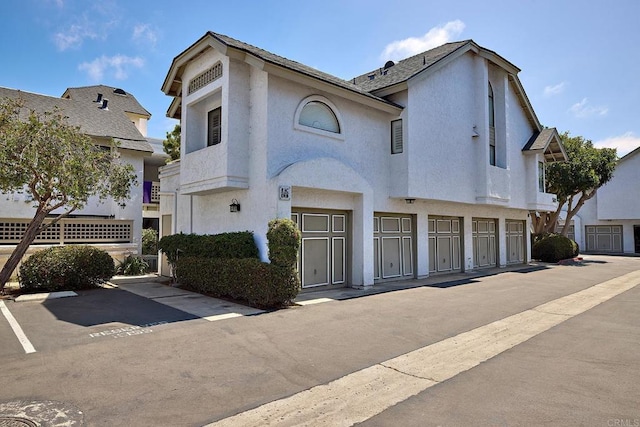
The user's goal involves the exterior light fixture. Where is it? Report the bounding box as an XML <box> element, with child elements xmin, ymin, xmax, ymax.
<box><xmin>229</xmin><ymin>199</ymin><xmax>241</xmax><ymax>212</ymax></box>
<box><xmin>405</xmin><ymin>198</ymin><xmax>415</xmax><ymax>204</ymax></box>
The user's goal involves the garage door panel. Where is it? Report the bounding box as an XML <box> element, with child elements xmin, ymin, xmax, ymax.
<box><xmin>382</xmin><ymin>237</ymin><xmax>402</xmax><ymax>278</ymax></box>
<box><xmin>437</xmin><ymin>236</ymin><xmax>452</xmax><ymax>272</ymax></box>
<box><xmin>402</xmin><ymin>237</ymin><xmax>413</xmax><ymax>276</ymax></box>
<box><xmin>302</xmin><ymin>238</ymin><xmax>329</xmax><ymax>287</ymax></box>
<box><xmin>333</xmin><ymin>238</ymin><xmax>345</xmax><ymax>284</ymax></box>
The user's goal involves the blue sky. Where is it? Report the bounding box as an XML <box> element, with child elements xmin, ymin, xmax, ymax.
<box><xmin>2</xmin><ymin>0</ymin><xmax>639</xmax><ymax>155</ymax></box>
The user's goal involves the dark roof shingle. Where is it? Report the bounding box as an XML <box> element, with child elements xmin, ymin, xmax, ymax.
<box><xmin>352</xmin><ymin>41</ymin><xmax>471</xmax><ymax>92</ymax></box>
<box><xmin>0</xmin><ymin>86</ymin><xmax>152</xmax><ymax>153</ymax></box>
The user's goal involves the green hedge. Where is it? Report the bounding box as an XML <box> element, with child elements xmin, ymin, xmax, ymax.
<box><xmin>176</xmin><ymin>257</ymin><xmax>299</xmax><ymax>308</ymax></box>
<box><xmin>19</xmin><ymin>245</ymin><xmax>115</xmax><ymax>292</ymax></box>
<box><xmin>532</xmin><ymin>233</ymin><xmax>579</xmax><ymax>263</ymax></box>
<box><xmin>170</xmin><ymin>220</ymin><xmax>301</xmax><ymax>308</ymax></box>
<box><xmin>158</xmin><ymin>231</ymin><xmax>259</xmax><ymax>264</ymax></box>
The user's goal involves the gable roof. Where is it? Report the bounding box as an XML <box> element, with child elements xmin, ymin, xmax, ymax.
<box><xmin>162</xmin><ymin>31</ymin><xmax>403</xmax><ymax>119</ymax></box>
<box><xmin>353</xmin><ymin>41</ymin><xmax>473</xmax><ymax>92</ymax></box>
<box><xmin>0</xmin><ymin>86</ymin><xmax>152</xmax><ymax>153</ymax></box>
<box><xmin>522</xmin><ymin>127</ymin><xmax>567</xmax><ymax>162</ymax></box>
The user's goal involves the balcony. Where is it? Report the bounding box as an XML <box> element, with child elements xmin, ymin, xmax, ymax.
<box><xmin>527</xmin><ymin>191</ymin><xmax>558</xmax><ymax>212</ymax></box>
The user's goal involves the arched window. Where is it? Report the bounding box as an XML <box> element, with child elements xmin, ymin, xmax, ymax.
<box><xmin>488</xmin><ymin>82</ymin><xmax>496</xmax><ymax>166</ymax></box>
<box><xmin>298</xmin><ymin>101</ymin><xmax>340</xmax><ymax>133</ymax></box>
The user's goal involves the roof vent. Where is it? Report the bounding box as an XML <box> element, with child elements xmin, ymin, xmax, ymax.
<box><xmin>423</xmin><ymin>56</ymin><xmax>426</xmax><ymax>65</ymax></box>
<box><xmin>383</xmin><ymin>60</ymin><xmax>395</xmax><ymax>70</ymax></box>
<box><xmin>113</xmin><ymin>88</ymin><xmax>126</xmax><ymax>96</ymax></box>
<box><xmin>99</xmin><ymin>99</ymin><xmax>109</xmax><ymax>110</ymax></box>
<box><xmin>95</xmin><ymin>93</ymin><xmax>103</xmax><ymax>103</ymax></box>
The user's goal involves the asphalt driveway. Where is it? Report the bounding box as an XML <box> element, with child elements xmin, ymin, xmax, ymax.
<box><xmin>0</xmin><ymin>254</ymin><xmax>638</xmax><ymax>426</ymax></box>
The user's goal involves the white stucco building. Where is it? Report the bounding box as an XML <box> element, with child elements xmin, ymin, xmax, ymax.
<box><xmin>0</xmin><ymin>85</ymin><xmax>158</xmax><ymax>266</ymax></box>
<box><xmin>159</xmin><ymin>32</ymin><xmax>567</xmax><ymax>288</ymax></box>
<box><xmin>566</xmin><ymin>147</ymin><xmax>640</xmax><ymax>254</ymax></box>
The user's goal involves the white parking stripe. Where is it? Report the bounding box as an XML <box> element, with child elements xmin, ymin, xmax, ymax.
<box><xmin>206</xmin><ymin>270</ymin><xmax>640</xmax><ymax>427</ymax></box>
<box><xmin>0</xmin><ymin>300</ymin><xmax>36</xmax><ymax>354</ymax></box>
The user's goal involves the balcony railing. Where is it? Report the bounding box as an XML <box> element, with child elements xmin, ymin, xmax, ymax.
<box><xmin>0</xmin><ymin>218</ymin><xmax>133</xmax><ymax>244</ymax></box>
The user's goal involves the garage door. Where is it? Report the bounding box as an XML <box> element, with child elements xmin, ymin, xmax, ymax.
<box><xmin>585</xmin><ymin>225</ymin><xmax>622</xmax><ymax>252</ymax></box>
<box><xmin>373</xmin><ymin>214</ymin><xmax>414</xmax><ymax>280</ymax></box>
<box><xmin>292</xmin><ymin>210</ymin><xmax>348</xmax><ymax>288</ymax></box>
<box><xmin>473</xmin><ymin>218</ymin><xmax>497</xmax><ymax>268</ymax></box>
<box><xmin>428</xmin><ymin>216</ymin><xmax>462</xmax><ymax>274</ymax></box>
<box><xmin>506</xmin><ymin>220</ymin><xmax>525</xmax><ymax>264</ymax></box>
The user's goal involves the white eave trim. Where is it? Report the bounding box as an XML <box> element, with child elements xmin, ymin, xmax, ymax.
<box><xmin>262</xmin><ymin>62</ymin><xmax>402</xmax><ymax>115</ymax></box>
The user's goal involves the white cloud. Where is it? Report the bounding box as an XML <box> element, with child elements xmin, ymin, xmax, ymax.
<box><xmin>543</xmin><ymin>82</ymin><xmax>566</xmax><ymax>97</ymax></box>
<box><xmin>132</xmin><ymin>24</ymin><xmax>158</xmax><ymax>48</ymax></box>
<box><xmin>380</xmin><ymin>20</ymin><xmax>466</xmax><ymax>61</ymax></box>
<box><xmin>53</xmin><ymin>21</ymin><xmax>98</xmax><ymax>51</ymax></box>
<box><xmin>594</xmin><ymin>132</ymin><xmax>640</xmax><ymax>157</ymax></box>
<box><xmin>568</xmin><ymin>98</ymin><xmax>608</xmax><ymax>118</ymax></box>
<box><xmin>78</xmin><ymin>55</ymin><xmax>145</xmax><ymax>81</ymax></box>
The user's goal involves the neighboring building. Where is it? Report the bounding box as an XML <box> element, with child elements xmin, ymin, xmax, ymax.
<box><xmin>567</xmin><ymin>147</ymin><xmax>640</xmax><ymax>254</ymax></box>
<box><xmin>0</xmin><ymin>85</ymin><xmax>155</xmax><ymax>267</ymax></box>
<box><xmin>159</xmin><ymin>31</ymin><xmax>567</xmax><ymax>288</ymax></box>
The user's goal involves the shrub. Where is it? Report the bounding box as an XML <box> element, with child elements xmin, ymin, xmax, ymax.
<box><xmin>116</xmin><ymin>255</ymin><xmax>149</xmax><ymax>276</ymax></box>
<box><xmin>158</xmin><ymin>231</ymin><xmax>259</xmax><ymax>280</ymax></box>
<box><xmin>19</xmin><ymin>245</ymin><xmax>115</xmax><ymax>292</ymax></box>
<box><xmin>267</xmin><ymin>218</ymin><xmax>301</xmax><ymax>268</ymax></box>
<box><xmin>532</xmin><ymin>233</ymin><xmax>579</xmax><ymax>263</ymax></box>
<box><xmin>141</xmin><ymin>228</ymin><xmax>158</xmax><ymax>255</ymax></box>
<box><xmin>176</xmin><ymin>257</ymin><xmax>299</xmax><ymax>308</ymax></box>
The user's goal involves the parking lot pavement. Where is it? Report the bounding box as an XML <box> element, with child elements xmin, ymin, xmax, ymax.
<box><xmin>0</xmin><ymin>255</ymin><xmax>638</xmax><ymax>426</ymax></box>
<box><xmin>115</xmin><ymin>281</ymin><xmax>265</xmax><ymax>320</ymax></box>
<box><xmin>0</xmin><ymin>287</ymin><xmax>205</xmax><ymax>356</ymax></box>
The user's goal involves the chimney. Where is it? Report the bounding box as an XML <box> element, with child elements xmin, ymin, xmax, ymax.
<box><xmin>95</xmin><ymin>93</ymin><xmax>103</xmax><ymax>103</ymax></box>
<box><xmin>100</xmin><ymin>99</ymin><xmax>109</xmax><ymax>110</ymax></box>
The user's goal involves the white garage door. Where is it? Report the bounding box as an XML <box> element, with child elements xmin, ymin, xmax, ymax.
<box><xmin>506</xmin><ymin>220</ymin><xmax>525</xmax><ymax>264</ymax></box>
<box><xmin>473</xmin><ymin>218</ymin><xmax>497</xmax><ymax>268</ymax></box>
<box><xmin>428</xmin><ymin>216</ymin><xmax>462</xmax><ymax>274</ymax></box>
<box><xmin>292</xmin><ymin>210</ymin><xmax>348</xmax><ymax>288</ymax></box>
<box><xmin>586</xmin><ymin>225</ymin><xmax>622</xmax><ymax>252</ymax></box>
<box><xmin>373</xmin><ymin>214</ymin><xmax>414</xmax><ymax>281</ymax></box>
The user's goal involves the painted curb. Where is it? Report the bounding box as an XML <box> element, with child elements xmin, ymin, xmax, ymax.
<box><xmin>14</xmin><ymin>291</ymin><xmax>77</xmax><ymax>302</ymax></box>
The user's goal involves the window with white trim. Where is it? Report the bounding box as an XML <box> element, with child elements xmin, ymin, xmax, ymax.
<box><xmin>391</xmin><ymin>119</ymin><xmax>403</xmax><ymax>154</ymax></box>
<box><xmin>538</xmin><ymin>161</ymin><xmax>545</xmax><ymax>192</ymax></box>
<box><xmin>299</xmin><ymin>101</ymin><xmax>340</xmax><ymax>133</ymax></box>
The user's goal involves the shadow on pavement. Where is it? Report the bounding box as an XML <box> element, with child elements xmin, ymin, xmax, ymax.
<box><xmin>42</xmin><ymin>287</ymin><xmax>200</xmax><ymax>327</ymax></box>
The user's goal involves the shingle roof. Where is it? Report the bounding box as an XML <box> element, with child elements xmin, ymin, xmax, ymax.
<box><xmin>164</xmin><ymin>32</ymin><xmax>401</xmax><ymax>111</ymax></box>
<box><xmin>523</xmin><ymin>128</ymin><xmax>567</xmax><ymax>162</ymax></box>
<box><xmin>209</xmin><ymin>32</ymin><xmax>386</xmax><ymax>102</ymax></box>
<box><xmin>353</xmin><ymin>40</ymin><xmax>472</xmax><ymax>92</ymax></box>
<box><xmin>63</xmin><ymin>85</ymin><xmax>151</xmax><ymax>117</ymax></box>
<box><xmin>0</xmin><ymin>86</ymin><xmax>152</xmax><ymax>153</ymax></box>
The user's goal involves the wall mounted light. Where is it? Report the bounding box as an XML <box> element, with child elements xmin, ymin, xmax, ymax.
<box><xmin>229</xmin><ymin>199</ymin><xmax>241</xmax><ymax>213</ymax></box>
<box><xmin>472</xmin><ymin>125</ymin><xmax>480</xmax><ymax>138</ymax></box>
<box><xmin>405</xmin><ymin>198</ymin><xmax>415</xmax><ymax>204</ymax></box>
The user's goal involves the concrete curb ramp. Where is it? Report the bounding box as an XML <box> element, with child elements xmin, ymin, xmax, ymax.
<box><xmin>206</xmin><ymin>270</ymin><xmax>640</xmax><ymax>427</ymax></box>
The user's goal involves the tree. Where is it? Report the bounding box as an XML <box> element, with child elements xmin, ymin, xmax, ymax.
<box><xmin>163</xmin><ymin>123</ymin><xmax>180</xmax><ymax>161</ymax></box>
<box><xmin>0</xmin><ymin>99</ymin><xmax>137</xmax><ymax>292</ymax></box>
<box><xmin>530</xmin><ymin>131</ymin><xmax>617</xmax><ymax>237</ymax></box>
